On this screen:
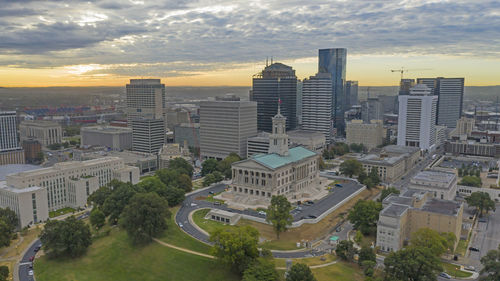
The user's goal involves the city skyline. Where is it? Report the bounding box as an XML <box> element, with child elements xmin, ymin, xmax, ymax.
<box><xmin>0</xmin><ymin>0</ymin><xmax>499</xmax><ymax>87</ymax></box>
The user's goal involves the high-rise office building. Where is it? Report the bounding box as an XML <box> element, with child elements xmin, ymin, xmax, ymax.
<box><xmin>301</xmin><ymin>73</ymin><xmax>333</xmax><ymax>143</ymax></box>
<box><xmin>251</xmin><ymin>62</ymin><xmax>297</xmax><ymax>132</ymax></box>
<box><xmin>200</xmin><ymin>98</ymin><xmax>257</xmax><ymax>159</ymax></box>
<box><xmin>397</xmin><ymin>84</ymin><xmax>438</xmax><ymax>150</ymax></box>
<box><xmin>362</xmin><ymin>97</ymin><xmax>383</xmax><ymax>123</ymax></box>
<box><xmin>126</xmin><ymin>79</ymin><xmax>167</xmax><ymax>153</ymax></box>
<box><xmin>398</xmin><ymin>79</ymin><xmax>415</xmax><ymax>95</ymax></box>
<box><xmin>417</xmin><ymin>77</ymin><xmax>465</xmax><ymax>128</ymax></box>
<box><xmin>318</xmin><ymin>48</ymin><xmax>347</xmax><ymax>134</ymax></box>
<box><xmin>345</xmin><ymin>80</ymin><xmax>359</xmax><ymax>108</ymax></box>
<box><xmin>0</xmin><ymin>111</ymin><xmax>25</xmax><ymax>165</ymax></box>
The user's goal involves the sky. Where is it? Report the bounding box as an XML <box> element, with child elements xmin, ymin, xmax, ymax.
<box><xmin>0</xmin><ymin>0</ymin><xmax>499</xmax><ymax>87</ymax></box>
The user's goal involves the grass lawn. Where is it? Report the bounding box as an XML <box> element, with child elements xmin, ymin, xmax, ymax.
<box><xmin>192</xmin><ymin>178</ymin><xmax>204</xmax><ymax>190</ymax></box>
<box><xmin>49</xmin><ymin>207</ymin><xmax>76</xmax><ymax>218</ymax></box>
<box><xmin>35</xmin><ymin>228</ymin><xmax>239</xmax><ymax>281</ymax></box>
<box><xmin>192</xmin><ymin>209</ymin><xmax>238</xmax><ymax>235</ymax></box>
<box><xmin>0</xmin><ymin>227</ymin><xmax>42</xmax><ymax>281</ymax></box>
<box><xmin>455</xmin><ymin>239</ymin><xmax>468</xmax><ymax>256</ymax></box>
<box><xmin>157</xmin><ymin>207</ymin><xmax>212</xmax><ymax>255</ymax></box>
<box><xmin>442</xmin><ymin>262</ymin><xmax>473</xmax><ymax>278</ymax></box>
<box><xmin>274</xmin><ymin>254</ymin><xmax>337</xmax><ymax>268</ymax></box>
<box><xmin>311</xmin><ymin>261</ymin><xmax>366</xmax><ymax>281</ymax></box>
<box><xmin>359</xmin><ymin>234</ymin><xmax>376</xmax><ymax>248</ymax></box>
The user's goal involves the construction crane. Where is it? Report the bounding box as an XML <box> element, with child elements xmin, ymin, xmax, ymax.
<box><xmin>390</xmin><ymin>67</ymin><xmax>432</xmax><ymax>80</ymax></box>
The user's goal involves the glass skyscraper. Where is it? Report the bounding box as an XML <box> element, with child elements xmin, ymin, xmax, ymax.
<box><xmin>318</xmin><ymin>48</ymin><xmax>347</xmax><ymax>134</ymax></box>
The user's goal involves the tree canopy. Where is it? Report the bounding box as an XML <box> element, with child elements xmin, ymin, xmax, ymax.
<box><xmin>102</xmin><ymin>182</ymin><xmax>138</xmax><ymax>224</ymax></box>
<box><xmin>409</xmin><ymin>228</ymin><xmax>455</xmax><ymax>257</ymax></box>
<box><xmin>39</xmin><ymin>216</ymin><xmax>92</xmax><ymax>258</ymax></box>
<box><xmin>0</xmin><ymin>207</ymin><xmax>18</xmax><ymax>247</ymax></box>
<box><xmin>120</xmin><ymin>192</ymin><xmax>171</xmax><ymax>245</ymax></box>
<box><xmin>266</xmin><ymin>195</ymin><xmax>293</xmax><ymax>239</ymax></box>
<box><xmin>466</xmin><ymin>191</ymin><xmax>496</xmax><ymax>217</ymax></box>
<box><xmin>480</xmin><ymin>244</ymin><xmax>500</xmax><ymax>281</ymax></box>
<box><xmin>339</xmin><ymin>159</ymin><xmax>363</xmax><ymax>178</ymax></box>
<box><xmin>286</xmin><ymin>263</ymin><xmax>317</xmax><ymax>281</ymax></box>
<box><xmin>242</xmin><ymin>258</ymin><xmax>279</xmax><ymax>281</ymax></box>
<box><xmin>379</xmin><ymin>187</ymin><xmax>400</xmax><ymax>202</ymax></box>
<box><xmin>384</xmin><ymin>247</ymin><xmax>442</xmax><ymax>281</ymax></box>
<box><xmin>348</xmin><ymin>200</ymin><xmax>382</xmax><ymax>235</ymax></box>
<box><xmin>168</xmin><ymin>157</ymin><xmax>194</xmax><ymax>177</ymax></box>
<box><xmin>89</xmin><ymin>208</ymin><xmax>105</xmax><ymax>229</ymax></box>
<box><xmin>460</xmin><ymin>175</ymin><xmax>482</xmax><ymax>187</ymax></box>
<box><xmin>335</xmin><ymin>240</ymin><xmax>358</xmax><ymax>262</ymax></box>
<box><xmin>201</xmin><ymin>158</ymin><xmax>218</xmax><ymax>176</ymax></box>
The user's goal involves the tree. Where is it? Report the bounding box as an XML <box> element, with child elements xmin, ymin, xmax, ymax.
<box><xmin>39</xmin><ymin>216</ymin><xmax>92</xmax><ymax>258</ymax></box>
<box><xmin>120</xmin><ymin>192</ymin><xmax>171</xmax><ymax>245</ymax></box>
<box><xmin>0</xmin><ymin>207</ymin><xmax>18</xmax><ymax>231</ymax></box>
<box><xmin>266</xmin><ymin>195</ymin><xmax>293</xmax><ymax>239</ymax></box>
<box><xmin>350</xmin><ymin>143</ymin><xmax>365</xmax><ymax>153</ymax></box>
<box><xmin>480</xmin><ymin>244</ymin><xmax>500</xmax><ymax>281</ymax></box>
<box><xmin>362</xmin><ymin>260</ymin><xmax>376</xmax><ymax>276</ymax></box>
<box><xmin>201</xmin><ymin>159</ymin><xmax>218</xmax><ymax>176</ymax></box>
<box><xmin>409</xmin><ymin>228</ymin><xmax>452</xmax><ymax>257</ymax></box>
<box><xmin>0</xmin><ymin>266</ymin><xmax>8</xmax><ymax>281</ymax></box>
<box><xmin>242</xmin><ymin>258</ymin><xmax>279</xmax><ymax>281</ymax></box>
<box><xmin>87</xmin><ymin>183</ymin><xmax>112</xmax><ymax>207</ymax></box>
<box><xmin>162</xmin><ymin>186</ymin><xmax>185</xmax><ymax>206</ymax></box>
<box><xmin>0</xmin><ymin>221</ymin><xmax>12</xmax><ymax>247</ymax></box>
<box><xmin>47</xmin><ymin>143</ymin><xmax>62</xmax><ymax>150</ymax></box>
<box><xmin>358</xmin><ymin>246</ymin><xmax>376</xmax><ymax>265</ymax></box>
<box><xmin>35</xmin><ymin>151</ymin><xmax>45</xmax><ymax>162</ymax></box>
<box><xmin>339</xmin><ymin>159</ymin><xmax>363</xmax><ymax>178</ymax></box>
<box><xmin>156</xmin><ymin>169</ymin><xmax>181</xmax><ymax>188</ymax></box>
<box><xmin>348</xmin><ymin>200</ymin><xmax>382</xmax><ymax>235</ymax></box>
<box><xmin>90</xmin><ymin>208</ymin><xmax>105</xmax><ymax>229</ymax></box>
<box><xmin>203</xmin><ymin>173</ymin><xmax>216</xmax><ymax>186</ymax></box>
<box><xmin>168</xmin><ymin>157</ymin><xmax>194</xmax><ymax>177</ymax></box>
<box><xmin>102</xmin><ymin>183</ymin><xmax>137</xmax><ymax>224</ymax></box>
<box><xmin>178</xmin><ymin>174</ymin><xmax>193</xmax><ymax>192</ymax></box>
<box><xmin>368</xmin><ymin>167</ymin><xmax>381</xmax><ymax>187</ymax></box>
<box><xmin>466</xmin><ymin>191</ymin><xmax>496</xmax><ymax>217</ymax></box>
<box><xmin>460</xmin><ymin>175</ymin><xmax>482</xmax><ymax>187</ymax></box>
<box><xmin>210</xmin><ymin>226</ymin><xmax>260</xmax><ymax>274</ymax></box>
<box><xmin>380</xmin><ymin>187</ymin><xmax>400</xmax><ymax>202</ymax></box>
<box><xmin>137</xmin><ymin>176</ymin><xmax>167</xmax><ymax>193</ymax></box>
<box><xmin>286</xmin><ymin>263</ymin><xmax>317</xmax><ymax>281</ymax></box>
<box><xmin>354</xmin><ymin>230</ymin><xmax>363</xmax><ymax>244</ymax></box>
<box><xmin>217</xmin><ymin>153</ymin><xmax>241</xmax><ymax>179</ymax></box>
<box><xmin>384</xmin><ymin>247</ymin><xmax>442</xmax><ymax>281</ymax></box>
<box><xmin>336</xmin><ymin>240</ymin><xmax>357</xmax><ymax>261</ymax></box>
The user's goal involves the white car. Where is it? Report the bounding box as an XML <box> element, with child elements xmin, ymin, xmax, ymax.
<box><xmin>178</xmin><ymin>223</ymin><xmax>183</xmax><ymax>228</ymax></box>
<box><xmin>258</xmin><ymin>211</ymin><xmax>266</xmax><ymax>216</ymax></box>
<box><xmin>190</xmin><ymin>203</ymin><xmax>197</xmax><ymax>207</ymax></box>
<box><xmin>28</xmin><ymin>270</ymin><xmax>34</xmax><ymax>276</ymax></box>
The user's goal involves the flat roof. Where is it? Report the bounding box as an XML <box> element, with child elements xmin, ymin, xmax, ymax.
<box><xmin>383</xmin><ymin>195</ymin><xmax>413</xmax><ymax>206</ymax></box>
<box><xmin>81</xmin><ymin>126</ymin><xmax>132</xmax><ymax>134</ymax></box>
<box><xmin>420</xmin><ymin>198</ymin><xmax>462</xmax><ymax>216</ymax></box>
<box><xmin>382</xmin><ymin>145</ymin><xmax>420</xmax><ymax>154</ymax></box>
<box><xmin>381</xmin><ymin>203</ymin><xmax>409</xmax><ymax>217</ymax></box>
<box><xmin>0</xmin><ymin>181</ymin><xmax>44</xmax><ymax>193</ymax></box>
<box><xmin>0</xmin><ymin>164</ymin><xmax>40</xmax><ymax>181</ymax></box>
<box><xmin>358</xmin><ymin>154</ymin><xmax>405</xmax><ymax>165</ymax></box>
<box><xmin>411</xmin><ymin>170</ymin><xmax>456</xmax><ymax>185</ymax></box>
<box><xmin>251</xmin><ymin>146</ymin><xmax>317</xmax><ymax>169</ymax></box>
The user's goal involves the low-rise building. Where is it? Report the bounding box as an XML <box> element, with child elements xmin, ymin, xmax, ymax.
<box><xmin>22</xmin><ymin>139</ymin><xmax>42</xmax><ymax>163</ymax></box>
<box><xmin>19</xmin><ymin>120</ymin><xmax>62</xmax><ymax>147</ymax></box>
<box><xmin>74</xmin><ymin>148</ymin><xmax>157</xmax><ymax>175</ymax></box>
<box><xmin>376</xmin><ymin>189</ymin><xmax>463</xmax><ymax>252</ymax></box>
<box><xmin>158</xmin><ymin>143</ymin><xmax>191</xmax><ymax>169</ymax></box>
<box><xmin>81</xmin><ymin>125</ymin><xmax>132</xmax><ymax>150</ymax></box>
<box><xmin>359</xmin><ymin>154</ymin><xmax>406</xmax><ymax>183</ymax></box>
<box><xmin>0</xmin><ymin>157</ymin><xmax>139</xmax><ymax>227</ymax></box>
<box><xmin>409</xmin><ymin>170</ymin><xmax>457</xmax><ymax>200</ymax></box>
<box><xmin>205</xmin><ymin>209</ymin><xmax>241</xmax><ymax>225</ymax></box>
<box><xmin>346</xmin><ymin>119</ymin><xmax>384</xmax><ymax>150</ymax></box>
<box><xmin>445</xmin><ymin>140</ymin><xmax>500</xmax><ymax>158</ymax></box>
<box><xmin>0</xmin><ymin>149</ymin><xmax>25</xmax><ymax>165</ymax></box>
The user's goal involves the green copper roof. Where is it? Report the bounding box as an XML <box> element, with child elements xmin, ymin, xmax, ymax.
<box><xmin>252</xmin><ymin>146</ymin><xmax>317</xmax><ymax>169</ymax></box>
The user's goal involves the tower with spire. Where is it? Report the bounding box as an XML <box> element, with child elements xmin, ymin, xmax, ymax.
<box><xmin>268</xmin><ymin>99</ymin><xmax>289</xmax><ymax>156</ymax></box>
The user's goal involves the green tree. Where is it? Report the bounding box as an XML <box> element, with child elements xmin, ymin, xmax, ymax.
<box><xmin>368</xmin><ymin>167</ymin><xmax>381</xmax><ymax>187</ymax></box>
<box><xmin>120</xmin><ymin>192</ymin><xmax>171</xmax><ymax>245</ymax></box>
<box><xmin>39</xmin><ymin>216</ymin><xmax>92</xmax><ymax>258</ymax></box>
<box><xmin>480</xmin><ymin>244</ymin><xmax>500</xmax><ymax>281</ymax></box>
<box><xmin>210</xmin><ymin>226</ymin><xmax>260</xmax><ymax>274</ymax></box>
<box><xmin>362</xmin><ymin>260</ymin><xmax>376</xmax><ymax>277</ymax></box>
<box><xmin>286</xmin><ymin>263</ymin><xmax>317</xmax><ymax>281</ymax></box>
<box><xmin>87</xmin><ymin>183</ymin><xmax>113</xmax><ymax>208</ymax></box>
<box><xmin>384</xmin><ymin>247</ymin><xmax>442</xmax><ymax>281</ymax></box>
<box><xmin>0</xmin><ymin>221</ymin><xmax>12</xmax><ymax>247</ymax></box>
<box><xmin>339</xmin><ymin>159</ymin><xmax>363</xmax><ymax>178</ymax></box>
<box><xmin>137</xmin><ymin>176</ymin><xmax>167</xmax><ymax>193</ymax></box>
<box><xmin>458</xmin><ymin>168</ymin><xmax>463</xmax><ymax>177</ymax></box>
<box><xmin>203</xmin><ymin>173</ymin><xmax>216</xmax><ymax>186</ymax></box>
<box><xmin>35</xmin><ymin>151</ymin><xmax>45</xmax><ymax>162</ymax></box>
<box><xmin>62</xmin><ymin>142</ymin><xmax>70</xmax><ymax>148</ymax></box>
<box><xmin>354</xmin><ymin>230</ymin><xmax>363</xmax><ymax>244</ymax></box>
<box><xmin>0</xmin><ymin>265</ymin><xmax>8</xmax><ymax>281</ymax></box>
<box><xmin>201</xmin><ymin>158</ymin><xmax>218</xmax><ymax>176</ymax></box>
<box><xmin>47</xmin><ymin>143</ymin><xmax>62</xmax><ymax>150</ymax></box>
<box><xmin>335</xmin><ymin>240</ymin><xmax>358</xmax><ymax>261</ymax></box>
<box><xmin>168</xmin><ymin>157</ymin><xmax>194</xmax><ymax>177</ymax></box>
<box><xmin>178</xmin><ymin>174</ymin><xmax>193</xmax><ymax>192</ymax></box>
<box><xmin>379</xmin><ymin>187</ymin><xmax>400</xmax><ymax>202</ymax></box>
<box><xmin>0</xmin><ymin>207</ymin><xmax>18</xmax><ymax>231</ymax></box>
<box><xmin>217</xmin><ymin>153</ymin><xmax>241</xmax><ymax>179</ymax></box>
<box><xmin>348</xmin><ymin>200</ymin><xmax>382</xmax><ymax>235</ymax></box>
<box><xmin>409</xmin><ymin>228</ymin><xmax>452</xmax><ymax>257</ymax></box>
<box><xmin>89</xmin><ymin>208</ymin><xmax>105</xmax><ymax>229</ymax></box>
<box><xmin>350</xmin><ymin>143</ymin><xmax>365</xmax><ymax>153</ymax></box>
<box><xmin>266</xmin><ymin>195</ymin><xmax>293</xmax><ymax>239</ymax></box>
<box><xmin>242</xmin><ymin>258</ymin><xmax>279</xmax><ymax>281</ymax></box>
<box><xmin>102</xmin><ymin>183</ymin><xmax>137</xmax><ymax>224</ymax></box>
<box><xmin>162</xmin><ymin>186</ymin><xmax>185</xmax><ymax>206</ymax></box>
<box><xmin>460</xmin><ymin>175</ymin><xmax>482</xmax><ymax>187</ymax></box>
<box><xmin>466</xmin><ymin>191</ymin><xmax>496</xmax><ymax>217</ymax></box>
<box><xmin>156</xmin><ymin>169</ymin><xmax>181</xmax><ymax>188</ymax></box>
<box><xmin>358</xmin><ymin>246</ymin><xmax>376</xmax><ymax>265</ymax></box>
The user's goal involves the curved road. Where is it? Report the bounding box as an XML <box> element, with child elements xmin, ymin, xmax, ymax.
<box><xmin>175</xmin><ymin>180</ymin><xmax>364</xmax><ymax>259</ymax></box>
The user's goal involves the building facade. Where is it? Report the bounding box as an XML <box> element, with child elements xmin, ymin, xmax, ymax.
<box><xmin>397</xmin><ymin>84</ymin><xmax>438</xmax><ymax>150</ymax></box>
<box><xmin>346</xmin><ymin>120</ymin><xmax>384</xmax><ymax>150</ymax></box>
<box><xmin>22</xmin><ymin>139</ymin><xmax>42</xmax><ymax>163</ymax></box>
<box><xmin>251</xmin><ymin>62</ymin><xmax>297</xmax><ymax>132</ymax></box>
<box><xmin>362</xmin><ymin>97</ymin><xmax>383</xmax><ymax>123</ymax></box>
<box><xmin>247</xmin><ymin>130</ymin><xmax>326</xmax><ymax>158</ymax></box>
<box><xmin>318</xmin><ymin>48</ymin><xmax>347</xmax><ymax>134</ymax></box>
<box><xmin>158</xmin><ymin>143</ymin><xmax>191</xmax><ymax>169</ymax></box>
<box><xmin>174</xmin><ymin>123</ymin><xmax>200</xmax><ymax>149</ymax></box>
<box><xmin>345</xmin><ymin>80</ymin><xmax>359</xmax><ymax>108</ymax></box>
<box><xmin>0</xmin><ymin>111</ymin><xmax>25</xmax><ymax>165</ymax></box>
<box><xmin>19</xmin><ymin>120</ymin><xmax>62</xmax><ymax>147</ymax></box>
<box><xmin>200</xmin><ymin>99</ymin><xmax>257</xmax><ymax>159</ymax></box>
<box><xmin>81</xmin><ymin>126</ymin><xmax>132</xmax><ymax>150</ymax></box>
<box><xmin>301</xmin><ymin>73</ymin><xmax>333</xmax><ymax>143</ymax></box>
<box><xmin>130</xmin><ymin>119</ymin><xmax>165</xmax><ymax>154</ymax></box>
<box><xmin>398</xmin><ymin>79</ymin><xmax>415</xmax><ymax>96</ymax></box>
<box><xmin>0</xmin><ymin>157</ymin><xmax>139</xmax><ymax>227</ymax></box>
<box><xmin>409</xmin><ymin>170</ymin><xmax>458</xmax><ymax>200</ymax></box>
<box><xmin>455</xmin><ymin>117</ymin><xmax>475</xmax><ymax>137</ymax></box>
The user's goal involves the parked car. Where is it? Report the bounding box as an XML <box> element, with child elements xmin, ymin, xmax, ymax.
<box><xmin>479</xmin><ymin>217</ymin><xmax>488</xmax><ymax>223</ymax></box>
<box><xmin>34</xmin><ymin>246</ymin><xmax>41</xmax><ymax>252</ymax></box>
<box><xmin>336</xmin><ymin>226</ymin><xmax>342</xmax><ymax>232</ymax></box>
<box><xmin>439</xmin><ymin>272</ymin><xmax>451</xmax><ymax>279</ymax></box>
<box><xmin>214</xmin><ymin>201</ymin><xmax>221</xmax><ymax>206</ymax></box>
<box><xmin>296</xmin><ymin>206</ymin><xmax>303</xmax><ymax>211</ymax></box>
<box><xmin>190</xmin><ymin>203</ymin><xmax>198</xmax><ymax>207</ymax></box>
<box><xmin>307</xmin><ymin>215</ymin><xmax>317</xmax><ymax>219</ymax></box>
<box><xmin>469</xmin><ymin>247</ymin><xmax>480</xmax><ymax>252</ymax></box>
<box><xmin>464</xmin><ymin>266</ymin><xmax>475</xmax><ymax>271</ymax></box>
<box><xmin>29</xmin><ymin>256</ymin><xmax>35</xmax><ymax>262</ymax></box>
<box><xmin>335</xmin><ymin>184</ymin><xmax>343</xmax><ymax>187</ymax></box>
<box><xmin>178</xmin><ymin>223</ymin><xmax>183</xmax><ymax>228</ymax></box>
<box><xmin>258</xmin><ymin>211</ymin><xmax>266</xmax><ymax>216</ymax></box>
<box><xmin>305</xmin><ymin>201</ymin><xmax>314</xmax><ymax>205</ymax></box>
<box><xmin>208</xmin><ymin>191</ymin><xmax>215</xmax><ymax>195</ymax></box>
<box><xmin>28</xmin><ymin>270</ymin><xmax>34</xmax><ymax>276</ymax></box>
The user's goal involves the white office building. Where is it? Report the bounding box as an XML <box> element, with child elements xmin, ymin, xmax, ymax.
<box><xmin>130</xmin><ymin>119</ymin><xmax>165</xmax><ymax>154</ymax></box>
<box><xmin>0</xmin><ymin>111</ymin><xmax>25</xmax><ymax>165</ymax></box>
<box><xmin>301</xmin><ymin>73</ymin><xmax>333</xmax><ymax>143</ymax></box>
<box><xmin>397</xmin><ymin>84</ymin><xmax>438</xmax><ymax>151</ymax></box>
<box><xmin>19</xmin><ymin>120</ymin><xmax>62</xmax><ymax>147</ymax></box>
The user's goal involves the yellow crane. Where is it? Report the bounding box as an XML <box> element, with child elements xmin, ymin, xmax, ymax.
<box><xmin>390</xmin><ymin>67</ymin><xmax>432</xmax><ymax>80</ymax></box>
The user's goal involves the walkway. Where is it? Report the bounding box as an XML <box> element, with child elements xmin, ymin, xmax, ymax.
<box><xmin>153</xmin><ymin>238</ymin><xmax>215</xmax><ymax>259</ymax></box>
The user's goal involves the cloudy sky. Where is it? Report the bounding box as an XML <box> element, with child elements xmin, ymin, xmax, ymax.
<box><xmin>0</xmin><ymin>0</ymin><xmax>499</xmax><ymax>87</ymax></box>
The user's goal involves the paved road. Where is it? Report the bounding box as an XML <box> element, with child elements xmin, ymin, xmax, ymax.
<box><xmin>392</xmin><ymin>147</ymin><xmax>443</xmax><ymax>190</ymax></box>
<box><xmin>469</xmin><ymin>208</ymin><xmax>500</xmax><ymax>268</ymax></box>
<box><xmin>176</xmin><ymin>180</ymin><xmax>364</xmax><ymax>258</ymax></box>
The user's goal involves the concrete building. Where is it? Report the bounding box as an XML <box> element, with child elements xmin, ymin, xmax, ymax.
<box><xmin>362</xmin><ymin>97</ymin><xmax>383</xmax><ymax>123</ymax></box>
<box><xmin>247</xmin><ymin>130</ymin><xmax>326</xmax><ymax>157</ymax></box>
<box><xmin>397</xmin><ymin>84</ymin><xmax>438</xmax><ymax>151</ymax></box>
<box><xmin>200</xmin><ymin>99</ymin><xmax>257</xmax><ymax>160</ymax></box>
<box><xmin>227</xmin><ymin>109</ymin><xmax>320</xmax><ymax>206</ymax></box>
<box><xmin>130</xmin><ymin>119</ymin><xmax>165</xmax><ymax>154</ymax></box>
<box><xmin>74</xmin><ymin>148</ymin><xmax>157</xmax><ymax>175</ymax></box>
<box><xmin>166</xmin><ymin>108</ymin><xmax>190</xmax><ymax>131</ymax></box>
<box><xmin>398</xmin><ymin>79</ymin><xmax>415</xmax><ymax>96</ymax></box>
<box><xmin>409</xmin><ymin>170</ymin><xmax>458</xmax><ymax>200</ymax></box>
<box><xmin>0</xmin><ymin>111</ymin><xmax>25</xmax><ymax>165</ymax></box>
<box><xmin>251</xmin><ymin>62</ymin><xmax>297</xmax><ymax>132</ymax></box>
<box><xmin>435</xmin><ymin>125</ymin><xmax>447</xmax><ymax>147</ymax></box>
<box><xmin>174</xmin><ymin>123</ymin><xmax>200</xmax><ymax>149</ymax></box>
<box><xmin>346</xmin><ymin>120</ymin><xmax>384</xmax><ymax>150</ymax></box>
<box><xmin>417</xmin><ymin>77</ymin><xmax>465</xmax><ymax>128</ymax></box>
<box><xmin>301</xmin><ymin>73</ymin><xmax>333</xmax><ymax>143</ymax></box>
<box><xmin>22</xmin><ymin>139</ymin><xmax>42</xmax><ymax>163</ymax></box>
<box><xmin>0</xmin><ymin>157</ymin><xmax>139</xmax><ymax>227</ymax></box>
<box><xmin>158</xmin><ymin>143</ymin><xmax>191</xmax><ymax>169</ymax></box>
<box><xmin>0</xmin><ymin>150</ymin><xmax>25</xmax><ymax>165</ymax></box>
<box><xmin>445</xmin><ymin>140</ymin><xmax>500</xmax><ymax>158</ymax></box>
<box><xmin>19</xmin><ymin>120</ymin><xmax>62</xmax><ymax>147</ymax></box>
<box><xmin>81</xmin><ymin>125</ymin><xmax>132</xmax><ymax>150</ymax></box>
<box><xmin>381</xmin><ymin>145</ymin><xmax>420</xmax><ymax>171</ymax></box>
<box><xmin>455</xmin><ymin>117</ymin><xmax>475</xmax><ymax>137</ymax></box>
<box><xmin>377</xmin><ymin>189</ymin><xmax>463</xmax><ymax>252</ymax></box>
<box><xmin>205</xmin><ymin>209</ymin><xmax>241</xmax><ymax>225</ymax></box>
<box><xmin>345</xmin><ymin>80</ymin><xmax>359</xmax><ymax>108</ymax></box>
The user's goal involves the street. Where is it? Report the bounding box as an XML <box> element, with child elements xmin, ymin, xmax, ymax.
<box><xmin>468</xmin><ymin>208</ymin><xmax>500</xmax><ymax>268</ymax></box>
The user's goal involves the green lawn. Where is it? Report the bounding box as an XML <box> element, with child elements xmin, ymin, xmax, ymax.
<box><xmin>49</xmin><ymin>207</ymin><xmax>76</xmax><ymax>218</ymax></box>
<box><xmin>442</xmin><ymin>262</ymin><xmax>473</xmax><ymax>278</ymax></box>
<box><xmin>455</xmin><ymin>239</ymin><xmax>468</xmax><ymax>256</ymax></box>
<box><xmin>311</xmin><ymin>261</ymin><xmax>366</xmax><ymax>281</ymax></box>
<box><xmin>192</xmin><ymin>208</ymin><xmax>237</xmax><ymax>234</ymax></box>
<box><xmin>35</xmin><ymin>228</ymin><xmax>239</xmax><ymax>281</ymax></box>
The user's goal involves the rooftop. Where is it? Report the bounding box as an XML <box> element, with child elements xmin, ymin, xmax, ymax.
<box><xmin>411</xmin><ymin>170</ymin><xmax>456</xmax><ymax>186</ymax></box>
<box><xmin>358</xmin><ymin>153</ymin><xmax>406</xmax><ymax>166</ymax></box>
<box><xmin>81</xmin><ymin>126</ymin><xmax>132</xmax><ymax>134</ymax></box>
<box><xmin>20</xmin><ymin>120</ymin><xmax>60</xmax><ymax>127</ymax></box>
<box><xmin>382</xmin><ymin>145</ymin><xmax>420</xmax><ymax>155</ymax></box>
<box><xmin>383</xmin><ymin>194</ymin><xmax>413</xmax><ymax>206</ymax></box>
<box><xmin>0</xmin><ymin>164</ymin><xmax>40</xmax><ymax>181</ymax></box>
<box><xmin>381</xmin><ymin>203</ymin><xmax>409</xmax><ymax>217</ymax></box>
<box><xmin>420</xmin><ymin>198</ymin><xmax>462</xmax><ymax>216</ymax></box>
<box><xmin>0</xmin><ymin>181</ymin><xmax>44</xmax><ymax>193</ymax></box>
<box><xmin>251</xmin><ymin>146</ymin><xmax>317</xmax><ymax>169</ymax></box>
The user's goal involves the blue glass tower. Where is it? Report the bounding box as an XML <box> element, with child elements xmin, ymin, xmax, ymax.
<box><xmin>318</xmin><ymin>48</ymin><xmax>347</xmax><ymax>134</ymax></box>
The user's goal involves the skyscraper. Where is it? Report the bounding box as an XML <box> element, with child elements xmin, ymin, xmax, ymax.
<box><xmin>417</xmin><ymin>77</ymin><xmax>465</xmax><ymax>128</ymax></box>
<box><xmin>362</xmin><ymin>97</ymin><xmax>383</xmax><ymax>123</ymax></box>
<box><xmin>398</xmin><ymin>79</ymin><xmax>415</xmax><ymax>95</ymax></box>
<box><xmin>199</xmin><ymin>97</ymin><xmax>257</xmax><ymax>159</ymax></box>
<box><xmin>345</xmin><ymin>80</ymin><xmax>359</xmax><ymax>108</ymax></box>
<box><xmin>0</xmin><ymin>111</ymin><xmax>25</xmax><ymax>165</ymax></box>
<box><xmin>397</xmin><ymin>84</ymin><xmax>438</xmax><ymax>150</ymax></box>
<box><xmin>301</xmin><ymin>73</ymin><xmax>333</xmax><ymax>143</ymax></box>
<box><xmin>318</xmin><ymin>48</ymin><xmax>347</xmax><ymax>134</ymax></box>
<box><xmin>126</xmin><ymin>79</ymin><xmax>167</xmax><ymax>154</ymax></box>
<box><xmin>251</xmin><ymin>62</ymin><xmax>297</xmax><ymax>132</ymax></box>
